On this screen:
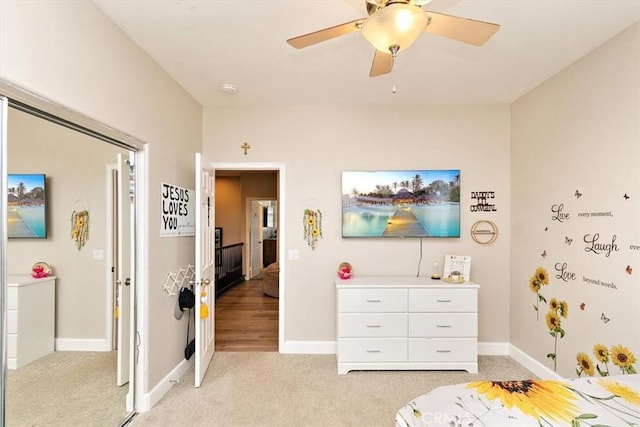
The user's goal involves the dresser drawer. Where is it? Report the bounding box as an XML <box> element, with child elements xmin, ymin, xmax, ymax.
<box><xmin>408</xmin><ymin>288</ymin><xmax>477</xmax><ymax>312</ymax></box>
<box><xmin>408</xmin><ymin>338</ymin><xmax>477</xmax><ymax>362</ymax></box>
<box><xmin>338</xmin><ymin>338</ymin><xmax>407</xmax><ymax>362</ymax></box>
<box><xmin>338</xmin><ymin>288</ymin><xmax>407</xmax><ymax>313</ymax></box>
<box><xmin>409</xmin><ymin>313</ymin><xmax>477</xmax><ymax>337</ymax></box>
<box><xmin>339</xmin><ymin>313</ymin><xmax>407</xmax><ymax>337</ymax></box>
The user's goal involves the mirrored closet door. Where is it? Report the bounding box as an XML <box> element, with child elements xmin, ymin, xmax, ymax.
<box><xmin>0</xmin><ymin>89</ymin><xmax>141</xmax><ymax>426</ymax></box>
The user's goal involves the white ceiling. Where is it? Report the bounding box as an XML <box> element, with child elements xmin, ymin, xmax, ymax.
<box><xmin>94</xmin><ymin>0</ymin><xmax>640</xmax><ymax>107</ymax></box>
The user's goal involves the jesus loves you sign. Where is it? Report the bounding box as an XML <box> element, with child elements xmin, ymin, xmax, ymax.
<box><xmin>160</xmin><ymin>183</ymin><xmax>195</xmax><ymax>237</ymax></box>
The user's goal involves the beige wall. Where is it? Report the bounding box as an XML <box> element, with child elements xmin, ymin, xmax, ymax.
<box><xmin>510</xmin><ymin>23</ymin><xmax>640</xmax><ymax>377</ymax></box>
<box><xmin>0</xmin><ymin>1</ymin><xmax>202</xmax><ymax>391</ymax></box>
<box><xmin>7</xmin><ymin>107</ymin><xmax>129</xmax><ymax>341</ymax></box>
<box><xmin>215</xmin><ymin>176</ymin><xmax>242</xmax><ymax>245</ymax></box>
<box><xmin>204</xmin><ymin>105</ymin><xmax>512</xmax><ymax>343</ymax></box>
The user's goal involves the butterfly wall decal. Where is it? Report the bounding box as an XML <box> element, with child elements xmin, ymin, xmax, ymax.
<box><xmin>541</xmin><ymin>250</ymin><xmax>547</xmax><ymax>258</ymax></box>
<box><xmin>575</xmin><ymin>190</ymin><xmax>582</xmax><ymax>198</ymax></box>
<box><xmin>601</xmin><ymin>313</ymin><xmax>610</xmax><ymax>324</ymax></box>
<box><xmin>565</xmin><ymin>236</ymin><xmax>573</xmax><ymax>245</ymax></box>
<box><xmin>626</xmin><ymin>265</ymin><xmax>633</xmax><ymax>275</ymax></box>
<box><xmin>580</xmin><ymin>302</ymin><xmax>585</xmax><ymax>310</ymax></box>
<box><xmin>624</xmin><ymin>193</ymin><xmax>630</xmax><ymax>200</ymax></box>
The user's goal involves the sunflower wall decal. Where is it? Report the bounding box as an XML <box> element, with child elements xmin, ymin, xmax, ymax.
<box><xmin>303</xmin><ymin>208</ymin><xmax>322</xmax><ymax>250</ymax></box>
<box><xmin>71</xmin><ymin>210</ymin><xmax>89</xmax><ymax>250</ymax></box>
<box><xmin>576</xmin><ymin>343</ymin><xmax>637</xmax><ymax>377</ymax></box>
<box><xmin>546</xmin><ymin>298</ymin><xmax>568</xmax><ymax>371</ymax></box>
<box><xmin>528</xmin><ymin>266</ymin><xmax>550</xmax><ymax>320</ymax></box>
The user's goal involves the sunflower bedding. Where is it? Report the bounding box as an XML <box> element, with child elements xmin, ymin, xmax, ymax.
<box><xmin>395</xmin><ymin>374</ymin><xmax>640</xmax><ymax>426</ymax></box>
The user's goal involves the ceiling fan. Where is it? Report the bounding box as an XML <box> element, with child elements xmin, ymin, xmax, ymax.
<box><xmin>287</xmin><ymin>0</ymin><xmax>500</xmax><ymax>77</ymax></box>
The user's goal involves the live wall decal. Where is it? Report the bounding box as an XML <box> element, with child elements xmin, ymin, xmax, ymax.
<box><xmin>528</xmin><ymin>187</ymin><xmax>638</xmax><ymax>376</ymax></box>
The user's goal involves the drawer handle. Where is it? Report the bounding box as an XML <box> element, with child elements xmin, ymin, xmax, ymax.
<box><xmin>366</xmin><ymin>350</ymin><xmax>381</xmax><ymax>353</ymax></box>
<box><xmin>366</xmin><ymin>325</ymin><xmax>381</xmax><ymax>328</ymax></box>
<box><xmin>366</xmin><ymin>299</ymin><xmax>382</xmax><ymax>303</ymax></box>
<box><xmin>436</xmin><ymin>325</ymin><xmax>452</xmax><ymax>328</ymax></box>
<box><xmin>436</xmin><ymin>350</ymin><xmax>451</xmax><ymax>353</ymax></box>
<box><xmin>436</xmin><ymin>299</ymin><xmax>452</xmax><ymax>303</ymax></box>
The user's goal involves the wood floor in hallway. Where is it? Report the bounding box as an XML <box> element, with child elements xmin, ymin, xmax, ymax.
<box><xmin>215</xmin><ymin>279</ymin><xmax>279</xmax><ymax>351</ymax></box>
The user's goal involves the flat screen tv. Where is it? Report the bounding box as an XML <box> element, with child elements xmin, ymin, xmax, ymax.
<box><xmin>7</xmin><ymin>173</ymin><xmax>47</xmax><ymax>238</ymax></box>
<box><xmin>342</xmin><ymin>170</ymin><xmax>460</xmax><ymax>238</ymax></box>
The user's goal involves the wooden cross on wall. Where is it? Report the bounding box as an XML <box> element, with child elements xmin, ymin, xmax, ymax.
<box><xmin>241</xmin><ymin>142</ymin><xmax>251</xmax><ymax>155</ymax></box>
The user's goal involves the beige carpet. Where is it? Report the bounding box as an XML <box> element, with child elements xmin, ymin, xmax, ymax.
<box><xmin>6</xmin><ymin>351</ymin><xmax>129</xmax><ymax>427</ymax></box>
<box><xmin>132</xmin><ymin>353</ymin><xmax>536</xmax><ymax>427</ymax></box>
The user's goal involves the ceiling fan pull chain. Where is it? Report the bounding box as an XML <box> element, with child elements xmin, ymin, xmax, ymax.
<box><xmin>390</xmin><ymin>44</ymin><xmax>399</xmax><ymax>94</ymax></box>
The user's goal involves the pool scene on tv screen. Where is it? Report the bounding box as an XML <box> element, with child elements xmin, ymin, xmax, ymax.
<box><xmin>342</xmin><ymin>170</ymin><xmax>460</xmax><ymax>238</ymax></box>
<box><xmin>7</xmin><ymin>174</ymin><xmax>47</xmax><ymax>238</ymax></box>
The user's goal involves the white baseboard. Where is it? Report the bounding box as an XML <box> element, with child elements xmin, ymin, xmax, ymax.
<box><xmin>509</xmin><ymin>343</ymin><xmax>561</xmax><ymax>379</ymax></box>
<box><xmin>139</xmin><ymin>358</ymin><xmax>193</xmax><ymax>412</ymax></box>
<box><xmin>281</xmin><ymin>340</ymin><xmax>336</xmax><ymax>354</ymax></box>
<box><xmin>55</xmin><ymin>338</ymin><xmax>110</xmax><ymax>352</ymax></box>
<box><xmin>478</xmin><ymin>341</ymin><xmax>510</xmax><ymax>355</ymax></box>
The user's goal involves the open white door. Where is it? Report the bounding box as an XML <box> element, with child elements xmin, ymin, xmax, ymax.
<box><xmin>116</xmin><ymin>152</ymin><xmax>132</xmax><ymax>387</ymax></box>
<box><xmin>194</xmin><ymin>153</ymin><xmax>215</xmax><ymax>387</ymax></box>
<box><xmin>249</xmin><ymin>201</ymin><xmax>262</xmax><ymax>278</ymax></box>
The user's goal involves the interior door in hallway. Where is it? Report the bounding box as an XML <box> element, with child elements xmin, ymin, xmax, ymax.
<box><xmin>194</xmin><ymin>153</ymin><xmax>215</xmax><ymax>387</ymax></box>
<box><xmin>249</xmin><ymin>200</ymin><xmax>262</xmax><ymax>279</ymax></box>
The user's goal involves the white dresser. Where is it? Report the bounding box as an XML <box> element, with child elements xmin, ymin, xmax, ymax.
<box><xmin>7</xmin><ymin>275</ymin><xmax>56</xmax><ymax>369</ymax></box>
<box><xmin>336</xmin><ymin>277</ymin><xmax>478</xmax><ymax>375</ymax></box>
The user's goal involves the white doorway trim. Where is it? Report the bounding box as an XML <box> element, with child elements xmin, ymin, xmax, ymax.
<box><xmin>132</xmin><ymin>146</ymin><xmax>148</xmax><ymax>412</ymax></box>
<box><xmin>211</xmin><ymin>162</ymin><xmax>285</xmax><ymax>352</ymax></box>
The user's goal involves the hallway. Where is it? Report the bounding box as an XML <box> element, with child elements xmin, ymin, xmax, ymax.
<box><xmin>215</xmin><ymin>279</ymin><xmax>278</xmax><ymax>351</ymax></box>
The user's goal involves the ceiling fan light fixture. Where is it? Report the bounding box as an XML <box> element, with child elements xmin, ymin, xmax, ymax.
<box><xmin>362</xmin><ymin>3</ymin><xmax>428</xmax><ymax>53</ymax></box>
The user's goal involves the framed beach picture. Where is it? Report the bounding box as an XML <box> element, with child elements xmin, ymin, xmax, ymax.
<box><xmin>7</xmin><ymin>173</ymin><xmax>47</xmax><ymax>238</ymax></box>
<box><xmin>342</xmin><ymin>170</ymin><xmax>461</xmax><ymax>238</ymax></box>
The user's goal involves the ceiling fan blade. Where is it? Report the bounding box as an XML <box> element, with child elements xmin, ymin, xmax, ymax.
<box><xmin>287</xmin><ymin>19</ymin><xmax>365</xmax><ymax>49</ymax></box>
<box><xmin>425</xmin><ymin>11</ymin><xmax>499</xmax><ymax>46</ymax></box>
<box><xmin>370</xmin><ymin>50</ymin><xmax>394</xmax><ymax>77</ymax></box>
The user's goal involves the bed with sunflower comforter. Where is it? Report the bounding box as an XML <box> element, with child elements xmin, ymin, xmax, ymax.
<box><xmin>396</xmin><ymin>374</ymin><xmax>640</xmax><ymax>426</ymax></box>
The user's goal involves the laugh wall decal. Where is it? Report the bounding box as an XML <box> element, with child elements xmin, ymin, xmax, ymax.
<box><xmin>530</xmin><ymin>188</ymin><xmax>637</xmax><ymax>376</ymax></box>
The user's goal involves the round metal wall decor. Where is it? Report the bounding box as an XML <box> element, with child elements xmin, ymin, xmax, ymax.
<box><xmin>471</xmin><ymin>220</ymin><xmax>498</xmax><ymax>245</ymax></box>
